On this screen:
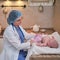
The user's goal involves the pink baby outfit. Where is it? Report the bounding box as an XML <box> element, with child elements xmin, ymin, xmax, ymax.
<box><xmin>33</xmin><ymin>34</ymin><xmax>47</xmax><ymax>43</ymax></box>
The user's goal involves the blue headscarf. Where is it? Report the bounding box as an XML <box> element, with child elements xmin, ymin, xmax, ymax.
<box><xmin>7</xmin><ymin>10</ymin><xmax>22</xmax><ymax>25</ymax></box>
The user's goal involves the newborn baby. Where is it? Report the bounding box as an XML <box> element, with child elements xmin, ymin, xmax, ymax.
<box><xmin>33</xmin><ymin>34</ymin><xmax>58</xmax><ymax>48</ymax></box>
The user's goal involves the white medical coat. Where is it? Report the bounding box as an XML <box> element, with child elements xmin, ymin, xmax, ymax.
<box><xmin>0</xmin><ymin>25</ymin><xmax>35</xmax><ymax>60</ymax></box>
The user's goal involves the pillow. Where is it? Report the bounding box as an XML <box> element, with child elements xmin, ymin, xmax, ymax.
<box><xmin>51</xmin><ymin>32</ymin><xmax>60</xmax><ymax>47</ymax></box>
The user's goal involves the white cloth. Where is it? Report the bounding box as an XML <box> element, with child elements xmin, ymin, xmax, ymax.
<box><xmin>25</xmin><ymin>32</ymin><xmax>60</xmax><ymax>60</ymax></box>
<box><xmin>26</xmin><ymin>44</ymin><xmax>60</xmax><ymax>60</ymax></box>
<box><xmin>0</xmin><ymin>25</ymin><xmax>35</xmax><ymax>60</ymax></box>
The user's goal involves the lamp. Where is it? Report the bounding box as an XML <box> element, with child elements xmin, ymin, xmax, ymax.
<box><xmin>3</xmin><ymin>7</ymin><xmax>8</xmax><ymax>18</ymax></box>
<box><xmin>1</xmin><ymin>4</ymin><xmax>26</xmax><ymax>8</ymax></box>
<box><xmin>1</xmin><ymin>0</ymin><xmax>26</xmax><ymax>8</ymax></box>
<box><xmin>38</xmin><ymin>5</ymin><xmax>43</xmax><ymax>12</ymax></box>
<box><xmin>1</xmin><ymin>0</ymin><xmax>26</xmax><ymax>18</ymax></box>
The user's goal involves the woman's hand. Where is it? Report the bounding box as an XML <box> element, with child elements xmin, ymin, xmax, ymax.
<box><xmin>30</xmin><ymin>39</ymin><xmax>35</xmax><ymax>46</ymax></box>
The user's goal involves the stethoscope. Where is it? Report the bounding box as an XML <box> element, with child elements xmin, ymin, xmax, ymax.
<box><xmin>11</xmin><ymin>23</ymin><xmax>25</xmax><ymax>43</ymax></box>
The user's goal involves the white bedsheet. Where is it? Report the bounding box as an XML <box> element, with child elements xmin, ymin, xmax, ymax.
<box><xmin>25</xmin><ymin>44</ymin><xmax>60</xmax><ymax>60</ymax></box>
<box><xmin>25</xmin><ymin>32</ymin><xmax>60</xmax><ymax>60</ymax></box>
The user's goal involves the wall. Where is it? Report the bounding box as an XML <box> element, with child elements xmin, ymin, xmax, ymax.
<box><xmin>53</xmin><ymin>0</ymin><xmax>60</xmax><ymax>33</ymax></box>
<box><xmin>0</xmin><ymin>1</ymin><xmax>54</xmax><ymax>29</ymax></box>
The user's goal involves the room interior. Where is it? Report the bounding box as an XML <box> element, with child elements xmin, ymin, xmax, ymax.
<box><xmin>0</xmin><ymin>0</ymin><xmax>56</xmax><ymax>35</ymax></box>
<box><xmin>0</xmin><ymin>0</ymin><xmax>60</xmax><ymax>60</ymax></box>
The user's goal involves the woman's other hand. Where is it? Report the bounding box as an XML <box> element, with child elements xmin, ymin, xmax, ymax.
<box><xmin>30</xmin><ymin>39</ymin><xmax>35</xmax><ymax>46</ymax></box>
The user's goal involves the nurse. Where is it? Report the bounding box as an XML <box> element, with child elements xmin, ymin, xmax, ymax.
<box><xmin>1</xmin><ymin>10</ymin><xmax>35</xmax><ymax>60</ymax></box>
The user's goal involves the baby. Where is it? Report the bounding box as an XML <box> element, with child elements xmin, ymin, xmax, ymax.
<box><xmin>33</xmin><ymin>34</ymin><xmax>58</xmax><ymax>48</ymax></box>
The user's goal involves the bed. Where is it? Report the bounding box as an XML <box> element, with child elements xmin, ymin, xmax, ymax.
<box><xmin>25</xmin><ymin>32</ymin><xmax>60</xmax><ymax>60</ymax></box>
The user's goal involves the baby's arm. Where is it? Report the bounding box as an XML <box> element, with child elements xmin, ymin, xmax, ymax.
<box><xmin>36</xmin><ymin>41</ymin><xmax>48</xmax><ymax>47</ymax></box>
<box><xmin>39</xmin><ymin>43</ymin><xmax>47</xmax><ymax>47</ymax></box>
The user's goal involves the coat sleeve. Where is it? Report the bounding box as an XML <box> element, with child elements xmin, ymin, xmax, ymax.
<box><xmin>3</xmin><ymin>28</ymin><xmax>30</xmax><ymax>51</ymax></box>
<box><xmin>20</xmin><ymin>26</ymin><xmax>36</xmax><ymax>40</ymax></box>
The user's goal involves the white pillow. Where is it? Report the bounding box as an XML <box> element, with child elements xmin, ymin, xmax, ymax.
<box><xmin>51</xmin><ymin>32</ymin><xmax>60</xmax><ymax>46</ymax></box>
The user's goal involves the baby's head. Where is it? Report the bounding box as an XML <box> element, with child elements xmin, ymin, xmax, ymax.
<box><xmin>44</xmin><ymin>36</ymin><xmax>58</xmax><ymax>48</ymax></box>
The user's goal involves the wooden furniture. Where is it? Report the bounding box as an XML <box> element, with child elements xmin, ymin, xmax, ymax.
<box><xmin>30</xmin><ymin>54</ymin><xmax>60</xmax><ymax>60</ymax></box>
<box><xmin>25</xmin><ymin>28</ymin><xmax>55</xmax><ymax>34</ymax></box>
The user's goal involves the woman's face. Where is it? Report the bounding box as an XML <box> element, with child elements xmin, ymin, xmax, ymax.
<box><xmin>13</xmin><ymin>17</ymin><xmax>23</xmax><ymax>26</ymax></box>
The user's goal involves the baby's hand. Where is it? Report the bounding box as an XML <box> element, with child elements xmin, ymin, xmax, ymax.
<box><xmin>30</xmin><ymin>39</ymin><xmax>36</xmax><ymax>46</ymax></box>
<box><xmin>36</xmin><ymin>43</ymin><xmax>41</xmax><ymax>46</ymax></box>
